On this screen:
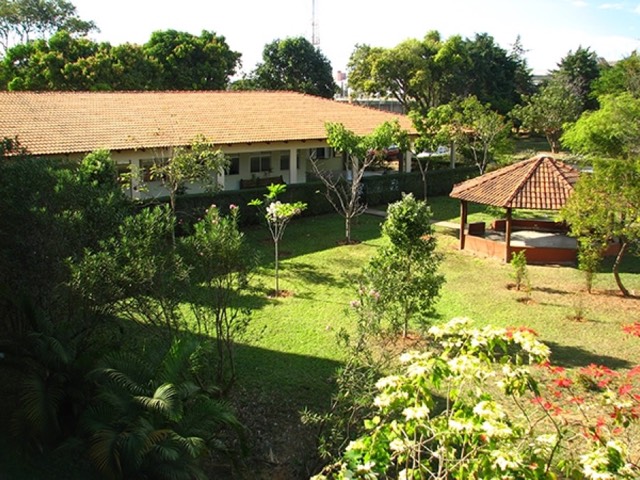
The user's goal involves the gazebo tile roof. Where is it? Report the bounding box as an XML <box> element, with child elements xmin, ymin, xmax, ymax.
<box><xmin>450</xmin><ymin>155</ymin><xmax>580</xmax><ymax>210</ymax></box>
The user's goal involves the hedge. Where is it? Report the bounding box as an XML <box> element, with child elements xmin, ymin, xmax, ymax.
<box><xmin>148</xmin><ymin>166</ymin><xmax>479</xmax><ymax>229</ymax></box>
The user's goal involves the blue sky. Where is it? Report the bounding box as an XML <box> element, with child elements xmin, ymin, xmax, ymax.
<box><xmin>72</xmin><ymin>0</ymin><xmax>640</xmax><ymax>77</ymax></box>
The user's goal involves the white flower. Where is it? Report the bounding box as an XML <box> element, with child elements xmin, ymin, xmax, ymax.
<box><xmin>481</xmin><ymin>420</ymin><xmax>512</xmax><ymax>438</ymax></box>
<box><xmin>473</xmin><ymin>400</ymin><xmax>505</xmax><ymax>420</ymax></box>
<box><xmin>389</xmin><ymin>438</ymin><xmax>406</xmax><ymax>452</ymax></box>
<box><xmin>448</xmin><ymin>418</ymin><xmax>474</xmax><ymax>433</ymax></box>
<box><xmin>375</xmin><ymin>375</ymin><xmax>400</xmax><ymax>390</ymax></box>
<box><xmin>403</xmin><ymin>404</ymin><xmax>430</xmax><ymax>420</ymax></box>
<box><xmin>374</xmin><ymin>393</ymin><xmax>392</xmax><ymax>408</ymax></box>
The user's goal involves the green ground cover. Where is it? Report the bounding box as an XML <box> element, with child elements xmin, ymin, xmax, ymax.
<box><xmin>237</xmin><ymin>199</ymin><xmax>640</xmax><ymax>410</ymax></box>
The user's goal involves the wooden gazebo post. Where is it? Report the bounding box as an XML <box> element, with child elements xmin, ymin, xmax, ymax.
<box><xmin>504</xmin><ymin>207</ymin><xmax>513</xmax><ymax>263</ymax></box>
<box><xmin>459</xmin><ymin>200</ymin><xmax>468</xmax><ymax>250</ymax></box>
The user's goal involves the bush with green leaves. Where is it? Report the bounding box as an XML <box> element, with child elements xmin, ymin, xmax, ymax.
<box><xmin>71</xmin><ymin>205</ymin><xmax>189</xmax><ymax>334</ymax></box>
<box><xmin>510</xmin><ymin>250</ymin><xmax>531</xmax><ymax>293</ymax></box>
<box><xmin>358</xmin><ymin>193</ymin><xmax>444</xmax><ymax>337</ymax></box>
<box><xmin>180</xmin><ymin>204</ymin><xmax>257</xmax><ymax>391</ymax></box>
<box><xmin>313</xmin><ymin>318</ymin><xmax>640</xmax><ymax>480</ymax></box>
<box><xmin>83</xmin><ymin>337</ymin><xmax>243</xmax><ymax>479</ymax></box>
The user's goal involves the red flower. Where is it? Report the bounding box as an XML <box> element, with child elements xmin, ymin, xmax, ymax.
<box><xmin>619</xmin><ymin>384</ymin><xmax>633</xmax><ymax>396</ymax></box>
<box><xmin>554</xmin><ymin>377</ymin><xmax>573</xmax><ymax>388</ymax></box>
<box><xmin>622</xmin><ymin>322</ymin><xmax>640</xmax><ymax>337</ymax></box>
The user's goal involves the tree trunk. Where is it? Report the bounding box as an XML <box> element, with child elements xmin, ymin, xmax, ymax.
<box><xmin>274</xmin><ymin>239</ymin><xmax>279</xmax><ymax>296</ymax></box>
<box><xmin>345</xmin><ymin>216</ymin><xmax>351</xmax><ymax>244</ymax></box>
<box><xmin>612</xmin><ymin>241</ymin><xmax>629</xmax><ymax>297</ymax></box>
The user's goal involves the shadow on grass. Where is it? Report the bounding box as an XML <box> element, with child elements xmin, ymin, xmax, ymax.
<box><xmin>234</xmin><ymin>342</ymin><xmax>342</xmax><ymax>409</ymax></box>
<box><xmin>244</xmin><ymin>213</ymin><xmax>383</xmax><ymax>265</ymax></box>
<box><xmin>546</xmin><ymin>341</ymin><xmax>633</xmax><ymax>370</ymax></box>
<box><xmin>285</xmin><ymin>260</ymin><xmax>349</xmax><ymax>288</ymax></box>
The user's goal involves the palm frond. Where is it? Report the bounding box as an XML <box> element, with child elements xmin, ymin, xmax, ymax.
<box><xmin>133</xmin><ymin>383</ymin><xmax>178</xmax><ymax>419</ymax></box>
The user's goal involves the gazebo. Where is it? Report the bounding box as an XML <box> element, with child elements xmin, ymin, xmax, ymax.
<box><xmin>449</xmin><ymin>155</ymin><xmax>581</xmax><ymax>263</ymax></box>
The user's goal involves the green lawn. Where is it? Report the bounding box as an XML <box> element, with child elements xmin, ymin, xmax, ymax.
<box><xmin>237</xmin><ymin>201</ymin><xmax>640</xmax><ymax>411</ymax></box>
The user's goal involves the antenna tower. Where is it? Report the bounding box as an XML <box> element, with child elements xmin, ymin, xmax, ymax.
<box><xmin>311</xmin><ymin>0</ymin><xmax>319</xmax><ymax>46</ymax></box>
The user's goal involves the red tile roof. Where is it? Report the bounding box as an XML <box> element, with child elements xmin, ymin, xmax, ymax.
<box><xmin>450</xmin><ymin>155</ymin><xmax>580</xmax><ymax>210</ymax></box>
<box><xmin>0</xmin><ymin>90</ymin><xmax>416</xmax><ymax>156</ymax></box>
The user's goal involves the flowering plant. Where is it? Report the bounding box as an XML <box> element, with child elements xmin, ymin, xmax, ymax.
<box><xmin>249</xmin><ymin>183</ymin><xmax>306</xmax><ymax>296</ymax></box>
<box><xmin>313</xmin><ymin>318</ymin><xmax>640</xmax><ymax>479</ymax></box>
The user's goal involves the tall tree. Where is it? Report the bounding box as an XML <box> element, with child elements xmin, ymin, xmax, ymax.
<box><xmin>414</xmin><ymin>95</ymin><xmax>510</xmax><ymax>174</ymax></box>
<box><xmin>0</xmin><ymin>0</ymin><xmax>96</xmax><ymax>54</ymax></box>
<box><xmin>347</xmin><ymin>31</ymin><xmax>530</xmax><ymax>115</ymax></box>
<box><xmin>252</xmin><ymin>36</ymin><xmax>336</xmax><ymax>98</ymax></box>
<box><xmin>462</xmin><ymin>33</ymin><xmax>530</xmax><ymax>114</ymax></box>
<box><xmin>311</xmin><ymin>120</ymin><xmax>410</xmax><ymax>244</ymax></box>
<box><xmin>561</xmin><ymin>92</ymin><xmax>640</xmax><ymax>159</ymax></box>
<box><xmin>561</xmin><ymin>158</ymin><xmax>640</xmax><ymax>297</ymax></box>
<box><xmin>0</xmin><ymin>30</ymin><xmax>159</xmax><ymax>90</ymax></box>
<box><xmin>592</xmin><ymin>51</ymin><xmax>640</xmax><ymax>98</ymax></box>
<box><xmin>511</xmin><ymin>76</ymin><xmax>582</xmax><ymax>153</ymax></box>
<box><xmin>554</xmin><ymin>46</ymin><xmax>602</xmax><ymax>111</ymax></box>
<box><xmin>143</xmin><ymin>29</ymin><xmax>240</xmax><ymax>90</ymax></box>
<box><xmin>347</xmin><ymin>31</ymin><xmax>468</xmax><ymax>112</ymax></box>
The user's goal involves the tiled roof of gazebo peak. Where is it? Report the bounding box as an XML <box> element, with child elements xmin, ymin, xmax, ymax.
<box><xmin>450</xmin><ymin>155</ymin><xmax>580</xmax><ymax>210</ymax></box>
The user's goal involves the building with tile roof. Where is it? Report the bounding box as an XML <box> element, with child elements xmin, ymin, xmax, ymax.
<box><xmin>0</xmin><ymin>90</ymin><xmax>417</xmax><ymax>195</ymax></box>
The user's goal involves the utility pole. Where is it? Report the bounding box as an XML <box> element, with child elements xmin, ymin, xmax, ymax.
<box><xmin>311</xmin><ymin>0</ymin><xmax>319</xmax><ymax>46</ymax></box>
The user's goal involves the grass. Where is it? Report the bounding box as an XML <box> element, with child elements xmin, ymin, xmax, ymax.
<box><xmin>237</xmin><ymin>199</ymin><xmax>640</xmax><ymax>408</ymax></box>
<box><xmin>214</xmin><ymin>198</ymin><xmax>639</xmax><ymax>476</ymax></box>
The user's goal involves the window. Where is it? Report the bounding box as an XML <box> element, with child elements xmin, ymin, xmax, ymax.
<box><xmin>312</xmin><ymin>147</ymin><xmax>332</xmax><ymax>159</ymax></box>
<box><xmin>280</xmin><ymin>153</ymin><xmax>290</xmax><ymax>171</ymax></box>
<box><xmin>250</xmin><ymin>152</ymin><xmax>271</xmax><ymax>173</ymax></box>
<box><xmin>227</xmin><ymin>156</ymin><xmax>240</xmax><ymax>175</ymax></box>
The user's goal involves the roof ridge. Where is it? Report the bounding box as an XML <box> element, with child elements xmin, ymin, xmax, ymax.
<box><xmin>504</xmin><ymin>155</ymin><xmax>546</xmax><ymax>207</ymax></box>
<box><xmin>451</xmin><ymin>156</ymin><xmax>535</xmax><ymax>197</ymax></box>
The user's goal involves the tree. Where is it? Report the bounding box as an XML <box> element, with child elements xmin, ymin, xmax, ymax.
<box><xmin>415</xmin><ymin>95</ymin><xmax>510</xmax><ymax>174</ymax></box>
<box><xmin>462</xmin><ymin>33</ymin><xmax>530</xmax><ymax>114</ymax></box>
<box><xmin>70</xmin><ymin>205</ymin><xmax>190</xmax><ymax>334</ymax></box>
<box><xmin>358</xmin><ymin>194</ymin><xmax>444</xmax><ymax>337</ymax></box>
<box><xmin>347</xmin><ymin>31</ymin><xmax>531</xmax><ymax>115</ymax></box>
<box><xmin>252</xmin><ymin>36</ymin><xmax>336</xmax><ymax>98</ymax></box>
<box><xmin>143</xmin><ymin>29</ymin><xmax>240</xmax><ymax>90</ymax></box>
<box><xmin>0</xmin><ymin>151</ymin><xmax>128</xmax><ymax>320</ymax></box>
<box><xmin>311</xmin><ymin>120</ymin><xmax>410</xmax><ymax>244</ymax></box>
<box><xmin>512</xmin><ymin>76</ymin><xmax>582</xmax><ymax>153</ymax></box>
<box><xmin>150</xmin><ymin>135</ymin><xmax>228</xmax><ymax>228</ymax></box>
<box><xmin>592</xmin><ymin>51</ymin><xmax>640</xmax><ymax>98</ymax></box>
<box><xmin>561</xmin><ymin>92</ymin><xmax>640</xmax><ymax>159</ymax></box>
<box><xmin>249</xmin><ymin>184</ymin><xmax>306</xmax><ymax>297</ymax></box>
<box><xmin>347</xmin><ymin>32</ymin><xmax>467</xmax><ymax>113</ymax></box>
<box><xmin>561</xmin><ymin>158</ymin><xmax>640</xmax><ymax>297</ymax></box>
<box><xmin>0</xmin><ymin>0</ymin><xmax>96</xmax><ymax>54</ymax></box>
<box><xmin>0</xmin><ymin>30</ymin><xmax>160</xmax><ymax>91</ymax></box>
<box><xmin>554</xmin><ymin>46</ymin><xmax>602</xmax><ymax>111</ymax></box>
<box><xmin>180</xmin><ymin>205</ymin><xmax>256</xmax><ymax>390</ymax></box>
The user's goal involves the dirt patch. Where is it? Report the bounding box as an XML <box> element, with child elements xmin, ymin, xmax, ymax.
<box><xmin>267</xmin><ymin>289</ymin><xmax>294</xmax><ymax>299</ymax></box>
<box><xmin>218</xmin><ymin>387</ymin><xmax>322</xmax><ymax>479</ymax></box>
<box><xmin>336</xmin><ymin>239</ymin><xmax>361</xmax><ymax>246</ymax></box>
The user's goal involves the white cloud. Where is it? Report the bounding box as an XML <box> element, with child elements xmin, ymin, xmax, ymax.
<box><xmin>599</xmin><ymin>3</ymin><xmax>624</xmax><ymax>8</ymax></box>
<box><xmin>572</xmin><ymin>0</ymin><xmax>589</xmax><ymax>6</ymax></box>
<box><xmin>634</xmin><ymin>3</ymin><xmax>640</xmax><ymax>13</ymax></box>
